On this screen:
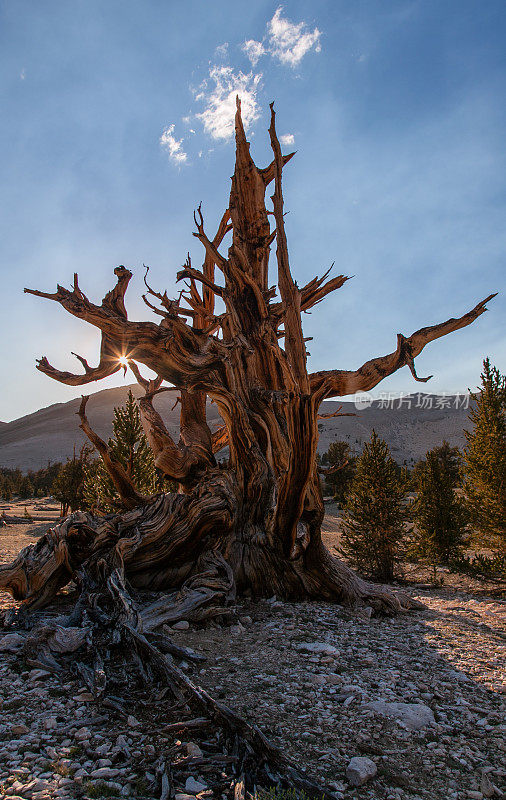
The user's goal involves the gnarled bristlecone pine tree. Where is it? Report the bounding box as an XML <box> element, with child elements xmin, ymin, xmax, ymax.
<box><xmin>0</xmin><ymin>100</ymin><xmax>496</xmax><ymax>618</ymax></box>
<box><xmin>0</xmin><ymin>100</ymin><xmax>496</xmax><ymax>796</ymax></box>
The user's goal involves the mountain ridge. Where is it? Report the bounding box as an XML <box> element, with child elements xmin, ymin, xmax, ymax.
<box><xmin>0</xmin><ymin>384</ymin><xmax>473</xmax><ymax>470</ymax></box>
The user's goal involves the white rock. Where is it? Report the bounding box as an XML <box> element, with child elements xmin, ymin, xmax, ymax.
<box><xmin>8</xmin><ymin>782</ymin><xmax>25</xmax><ymax>795</ymax></box>
<box><xmin>294</xmin><ymin>642</ymin><xmax>339</xmax><ymax>656</ymax></box>
<box><xmin>364</xmin><ymin>700</ymin><xmax>435</xmax><ymax>731</ymax></box>
<box><xmin>326</xmin><ymin>673</ymin><xmax>343</xmax><ymax>685</ymax></box>
<box><xmin>185</xmin><ymin>776</ymin><xmax>207</xmax><ymax>793</ymax></box>
<box><xmin>74</xmin><ymin>727</ymin><xmax>91</xmax><ymax>741</ymax></box>
<box><xmin>11</xmin><ymin>724</ymin><xmax>29</xmax><ymax>736</ymax></box>
<box><xmin>90</xmin><ymin>767</ymin><xmax>120</xmax><ymax>779</ymax></box>
<box><xmin>28</xmin><ymin>669</ymin><xmax>51</xmax><ymax>681</ymax></box>
<box><xmin>73</xmin><ymin>692</ymin><xmax>94</xmax><ymax>702</ymax></box>
<box><xmin>480</xmin><ymin>771</ymin><xmax>495</xmax><ymax>798</ymax></box>
<box><xmin>186</xmin><ymin>742</ymin><xmax>203</xmax><ymax>757</ymax></box>
<box><xmin>172</xmin><ymin>620</ymin><xmax>190</xmax><ymax>630</ymax></box>
<box><xmin>229</xmin><ymin>624</ymin><xmax>244</xmax><ymax>635</ymax></box>
<box><xmin>340</xmin><ymin>684</ymin><xmax>362</xmax><ymax>696</ymax></box>
<box><xmin>116</xmin><ymin>734</ymin><xmax>130</xmax><ymax>751</ymax></box>
<box><xmin>0</xmin><ymin>633</ymin><xmax>25</xmax><ymax>652</ymax></box>
<box><xmin>346</xmin><ymin>756</ymin><xmax>377</xmax><ymax>786</ymax></box>
<box><xmin>17</xmin><ymin>778</ymin><xmax>51</xmax><ymax>797</ymax></box>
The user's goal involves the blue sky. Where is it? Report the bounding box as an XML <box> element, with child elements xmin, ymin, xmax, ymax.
<box><xmin>0</xmin><ymin>0</ymin><xmax>504</xmax><ymax>422</ymax></box>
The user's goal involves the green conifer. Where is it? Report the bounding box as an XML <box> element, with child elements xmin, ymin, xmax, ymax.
<box><xmin>411</xmin><ymin>441</ymin><xmax>468</xmax><ymax>569</ymax></box>
<box><xmin>464</xmin><ymin>358</ymin><xmax>506</xmax><ymax>554</ymax></box>
<box><xmin>320</xmin><ymin>440</ymin><xmax>356</xmax><ymax>504</ymax></box>
<box><xmin>52</xmin><ymin>446</ymin><xmax>90</xmax><ymax>516</ymax></box>
<box><xmin>18</xmin><ymin>476</ymin><xmax>34</xmax><ymax>499</ymax></box>
<box><xmin>83</xmin><ymin>390</ymin><xmax>159</xmax><ymax>512</ymax></box>
<box><xmin>339</xmin><ymin>431</ymin><xmax>405</xmax><ymax>581</ymax></box>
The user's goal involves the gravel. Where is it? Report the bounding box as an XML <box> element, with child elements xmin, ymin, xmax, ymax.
<box><xmin>0</xmin><ymin>583</ymin><xmax>504</xmax><ymax>799</ymax></box>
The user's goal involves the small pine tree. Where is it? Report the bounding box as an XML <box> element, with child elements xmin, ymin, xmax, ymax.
<box><xmin>83</xmin><ymin>390</ymin><xmax>159</xmax><ymax>512</ymax></box>
<box><xmin>463</xmin><ymin>359</ymin><xmax>506</xmax><ymax>554</ymax></box>
<box><xmin>320</xmin><ymin>440</ymin><xmax>356</xmax><ymax>504</ymax></box>
<box><xmin>411</xmin><ymin>441</ymin><xmax>468</xmax><ymax>570</ymax></box>
<box><xmin>18</xmin><ymin>476</ymin><xmax>34</xmax><ymax>499</ymax></box>
<box><xmin>338</xmin><ymin>431</ymin><xmax>405</xmax><ymax>582</ymax></box>
<box><xmin>52</xmin><ymin>446</ymin><xmax>91</xmax><ymax>516</ymax></box>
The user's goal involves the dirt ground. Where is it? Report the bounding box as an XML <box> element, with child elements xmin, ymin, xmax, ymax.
<box><xmin>0</xmin><ymin>497</ymin><xmax>62</xmax><ymax>564</ymax></box>
<box><xmin>320</xmin><ymin>501</ymin><xmax>505</xmax><ymax>597</ymax></box>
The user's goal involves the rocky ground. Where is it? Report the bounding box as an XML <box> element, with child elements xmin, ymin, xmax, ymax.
<box><xmin>0</xmin><ymin>517</ymin><xmax>504</xmax><ymax>800</ymax></box>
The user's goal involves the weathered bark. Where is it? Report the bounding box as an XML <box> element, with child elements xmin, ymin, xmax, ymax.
<box><xmin>5</xmin><ymin>98</ymin><xmax>494</xmax><ymax>616</ymax></box>
<box><xmin>1</xmin><ymin>98</ymin><xmax>495</xmax><ymax>794</ymax></box>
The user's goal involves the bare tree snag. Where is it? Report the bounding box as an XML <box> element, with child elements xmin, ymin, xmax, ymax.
<box><xmin>1</xmin><ymin>98</ymin><xmax>495</xmax><ymax>797</ymax></box>
<box><xmin>4</xmin><ymin>100</ymin><xmax>495</xmax><ymax>619</ymax></box>
<box><xmin>309</xmin><ymin>293</ymin><xmax>497</xmax><ymax>402</ymax></box>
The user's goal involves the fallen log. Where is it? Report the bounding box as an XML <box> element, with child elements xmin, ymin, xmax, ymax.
<box><xmin>1</xmin><ymin>513</ymin><xmax>62</xmax><ymax>524</ymax></box>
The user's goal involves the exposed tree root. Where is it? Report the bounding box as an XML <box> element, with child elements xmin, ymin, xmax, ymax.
<box><xmin>0</xmin><ymin>484</ymin><xmax>421</xmax><ymax>621</ymax></box>
<box><xmin>0</xmin><ymin>516</ymin><xmax>341</xmax><ymax>799</ymax></box>
<box><xmin>0</xmin><ymin>482</ymin><xmax>425</xmax><ymax>797</ymax></box>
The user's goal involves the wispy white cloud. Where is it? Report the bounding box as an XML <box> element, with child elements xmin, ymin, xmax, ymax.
<box><xmin>159</xmin><ymin>124</ymin><xmax>188</xmax><ymax>165</ymax></box>
<box><xmin>242</xmin><ymin>7</ymin><xmax>321</xmax><ymax>68</ymax></box>
<box><xmin>268</xmin><ymin>7</ymin><xmax>321</xmax><ymax>67</ymax></box>
<box><xmin>195</xmin><ymin>65</ymin><xmax>261</xmax><ymax>141</ymax></box>
<box><xmin>161</xmin><ymin>7</ymin><xmax>319</xmax><ymax>153</ymax></box>
<box><xmin>215</xmin><ymin>42</ymin><xmax>229</xmax><ymax>59</ymax></box>
<box><xmin>20</xmin><ymin>68</ymin><xmax>26</xmax><ymax>80</ymax></box>
<box><xmin>241</xmin><ymin>39</ymin><xmax>266</xmax><ymax>67</ymax></box>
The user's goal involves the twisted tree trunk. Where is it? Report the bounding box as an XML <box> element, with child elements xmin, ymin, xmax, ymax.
<box><xmin>0</xmin><ymin>99</ymin><xmax>495</xmax><ymax>616</ymax></box>
<box><xmin>0</xmin><ymin>98</ymin><xmax>495</xmax><ymax>796</ymax></box>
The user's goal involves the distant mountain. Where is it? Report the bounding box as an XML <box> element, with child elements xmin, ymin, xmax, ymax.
<box><xmin>317</xmin><ymin>393</ymin><xmax>472</xmax><ymax>465</ymax></box>
<box><xmin>0</xmin><ymin>384</ymin><xmax>472</xmax><ymax>470</ymax></box>
<box><xmin>0</xmin><ymin>385</ymin><xmax>222</xmax><ymax>471</ymax></box>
